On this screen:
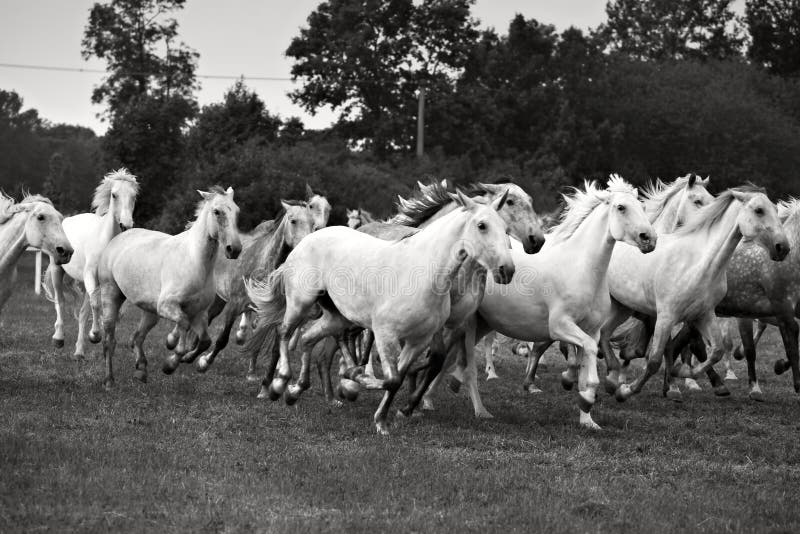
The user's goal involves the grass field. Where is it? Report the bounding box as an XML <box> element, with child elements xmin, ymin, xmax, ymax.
<box><xmin>2</xmin><ymin>254</ymin><xmax>800</xmax><ymax>533</ymax></box>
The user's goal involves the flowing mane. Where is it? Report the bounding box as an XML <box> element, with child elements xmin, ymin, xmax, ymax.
<box><xmin>643</xmin><ymin>175</ymin><xmax>690</xmax><ymax>222</ymax></box>
<box><xmin>777</xmin><ymin>198</ymin><xmax>800</xmax><ymax>224</ymax></box>
<box><xmin>390</xmin><ymin>180</ymin><xmax>458</xmax><ymax>227</ymax></box>
<box><xmin>92</xmin><ymin>168</ymin><xmax>139</xmax><ymax>216</ymax></box>
<box><xmin>186</xmin><ymin>185</ymin><xmax>227</xmax><ymax>229</ymax></box>
<box><xmin>549</xmin><ymin>174</ymin><xmax>638</xmax><ymax>243</ymax></box>
<box><xmin>0</xmin><ymin>192</ymin><xmax>53</xmax><ymax>225</ymax></box>
<box><xmin>674</xmin><ymin>185</ymin><xmax>765</xmax><ymax>236</ymax></box>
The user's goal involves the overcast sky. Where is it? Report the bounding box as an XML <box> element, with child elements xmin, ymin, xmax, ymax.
<box><xmin>0</xmin><ymin>2</ymin><xmax>623</xmax><ymax>133</ymax></box>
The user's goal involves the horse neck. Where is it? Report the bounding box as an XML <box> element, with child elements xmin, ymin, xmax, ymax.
<box><xmin>408</xmin><ymin>209</ymin><xmax>471</xmax><ymax>277</ymax></box>
<box><xmin>650</xmin><ymin>197</ymin><xmax>680</xmax><ymax>233</ymax></box>
<box><xmin>258</xmin><ymin>217</ymin><xmax>290</xmax><ymax>271</ymax></box>
<box><xmin>698</xmin><ymin>202</ymin><xmax>744</xmax><ymax>281</ymax></box>
<box><xmin>563</xmin><ymin>204</ymin><xmax>616</xmax><ymax>282</ymax></box>
<box><xmin>0</xmin><ymin>214</ymin><xmax>29</xmax><ymax>275</ymax></box>
<box><xmin>186</xmin><ymin>207</ymin><xmax>219</xmax><ymax>264</ymax></box>
<box><xmin>99</xmin><ymin>197</ymin><xmax>121</xmax><ymax>241</ymax></box>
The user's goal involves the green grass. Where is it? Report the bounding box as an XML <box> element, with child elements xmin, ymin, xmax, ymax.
<box><xmin>2</xmin><ymin>254</ymin><xmax>800</xmax><ymax>532</ymax></box>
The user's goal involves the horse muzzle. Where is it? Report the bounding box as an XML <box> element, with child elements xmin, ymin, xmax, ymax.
<box><xmin>54</xmin><ymin>246</ymin><xmax>74</xmax><ymax>265</ymax></box>
<box><xmin>772</xmin><ymin>240</ymin><xmax>790</xmax><ymax>262</ymax></box>
<box><xmin>493</xmin><ymin>263</ymin><xmax>515</xmax><ymax>284</ymax></box>
<box><xmin>225</xmin><ymin>244</ymin><xmax>242</xmax><ymax>259</ymax></box>
<box><xmin>524</xmin><ymin>233</ymin><xmax>545</xmax><ymax>254</ymax></box>
<box><xmin>637</xmin><ymin>231</ymin><xmax>657</xmax><ymax>254</ymax></box>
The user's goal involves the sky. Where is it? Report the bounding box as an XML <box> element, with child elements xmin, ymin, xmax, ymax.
<box><xmin>1</xmin><ymin>1</ymin><xmax>612</xmax><ymax>134</ymax></box>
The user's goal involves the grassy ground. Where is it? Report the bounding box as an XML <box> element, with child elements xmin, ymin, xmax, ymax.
<box><xmin>2</xmin><ymin>255</ymin><xmax>800</xmax><ymax>533</ymax></box>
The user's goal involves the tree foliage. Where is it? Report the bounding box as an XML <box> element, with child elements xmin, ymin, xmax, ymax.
<box><xmin>746</xmin><ymin>0</ymin><xmax>800</xmax><ymax>77</ymax></box>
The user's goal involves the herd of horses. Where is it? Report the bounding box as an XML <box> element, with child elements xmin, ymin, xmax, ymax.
<box><xmin>0</xmin><ymin>169</ymin><xmax>798</xmax><ymax>435</ymax></box>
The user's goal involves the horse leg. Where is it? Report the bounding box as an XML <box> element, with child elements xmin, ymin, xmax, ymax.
<box><xmin>687</xmin><ymin>313</ymin><xmax>726</xmax><ymax>380</ymax></box>
<box><xmin>523</xmin><ymin>340</ymin><xmax>553</xmax><ymax>394</ymax></box>
<box><xmin>459</xmin><ymin>318</ymin><xmax>494</xmax><ymax>419</ymax></box>
<box><xmin>662</xmin><ymin>324</ymin><xmax>691</xmax><ymax>401</ymax></box>
<box><xmin>130</xmin><ymin>311</ymin><xmax>159</xmax><ymax>382</ymax></box>
<box><xmin>74</xmin><ymin>292</ymin><xmax>90</xmax><ymax>359</ymax></box>
<box><xmin>398</xmin><ymin>331</ymin><xmax>446</xmax><ymax>417</ymax></box>
<box><xmin>599</xmin><ymin>302</ymin><xmax>633</xmax><ymax>394</ymax></box>
<box><xmin>234</xmin><ymin>311</ymin><xmax>251</xmax><ymax>345</ymax></box>
<box><xmin>195</xmin><ymin>302</ymin><xmax>237</xmax><ymax>371</ymax></box>
<box><xmin>616</xmin><ymin>315</ymin><xmax>675</xmax><ymax>401</ymax></box>
<box><xmin>100</xmin><ymin>282</ymin><xmax>125</xmax><ymax>389</ymax></box>
<box><xmin>372</xmin><ymin>337</ymin><xmax>426</xmax><ymax>435</ymax></box>
<box><xmin>84</xmin><ymin>269</ymin><xmax>103</xmax><ymax>344</ymax></box>
<box><xmin>49</xmin><ymin>264</ymin><xmax>67</xmax><ymax>348</ymax></box>
<box><xmin>484</xmin><ymin>331</ymin><xmax>499</xmax><ymax>380</ymax></box>
<box><xmin>316</xmin><ymin>337</ymin><xmax>342</xmax><ymax>407</ymax></box>
<box><xmin>362</xmin><ymin>330</ymin><xmax>377</xmax><ymax>378</ymax></box>
<box><xmin>156</xmin><ymin>300</ymin><xmax>194</xmax><ymax>374</ymax></box>
<box><xmin>778</xmin><ymin>317</ymin><xmax>800</xmax><ymax>399</ymax></box>
<box><xmin>736</xmin><ymin>319</ymin><xmax>762</xmax><ymax>401</ymax></box>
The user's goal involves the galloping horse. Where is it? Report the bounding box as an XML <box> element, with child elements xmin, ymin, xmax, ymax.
<box><xmin>246</xmin><ymin>192</ymin><xmax>515</xmax><ymax>435</ymax></box>
<box><xmin>472</xmin><ymin>176</ymin><xmax>656</xmax><ymax>428</ymax></box>
<box><xmin>97</xmin><ymin>187</ymin><xmax>241</xmax><ymax>387</ymax></box>
<box><xmin>601</xmin><ymin>186</ymin><xmax>789</xmax><ymax>402</ymax></box>
<box><xmin>346</xmin><ymin>208</ymin><xmax>377</xmax><ymax>229</ymax></box>
<box><xmin>187</xmin><ymin>201</ymin><xmax>314</xmax><ymax>375</ymax></box>
<box><xmin>0</xmin><ymin>193</ymin><xmax>73</xmax><ymax>317</ymax></box>
<box><xmin>46</xmin><ymin>168</ymin><xmax>139</xmax><ymax>357</ymax></box>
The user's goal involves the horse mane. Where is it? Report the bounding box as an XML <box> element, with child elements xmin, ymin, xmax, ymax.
<box><xmin>674</xmin><ymin>184</ymin><xmax>765</xmax><ymax>236</ymax></box>
<box><xmin>92</xmin><ymin>168</ymin><xmax>139</xmax><ymax>216</ymax></box>
<box><xmin>549</xmin><ymin>174</ymin><xmax>637</xmax><ymax>243</ymax></box>
<box><xmin>777</xmin><ymin>198</ymin><xmax>800</xmax><ymax>224</ymax></box>
<box><xmin>0</xmin><ymin>192</ymin><xmax>54</xmax><ymax>225</ymax></box>
<box><xmin>390</xmin><ymin>179</ymin><xmax>455</xmax><ymax>227</ymax></box>
<box><xmin>642</xmin><ymin>175</ymin><xmax>691</xmax><ymax>222</ymax></box>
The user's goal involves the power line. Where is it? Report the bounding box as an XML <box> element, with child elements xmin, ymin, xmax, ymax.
<box><xmin>0</xmin><ymin>62</ymin><xmax>295</xmax><ymax>82</ymax></box>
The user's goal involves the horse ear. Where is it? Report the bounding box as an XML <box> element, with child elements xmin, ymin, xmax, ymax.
<box><xmin>305</xmin><ymin>183</ymin><xmax>314</xmax><ymax>199</ymax></box>
<box><xmin>452</xmin><ymin>190</ymin><xmax>477</xmax><ymax>210</ymax></box>
<box><xmin>226</xmin><ymin>186</ymin><xmax>234</xmax><ymax>198</ymax></box>
<box><xmin>416</xmin><ymin>181</ymin><xmax>426</xmax><ymax>190</ymax></box>
<box><xmin>701</xmin><ymin>175</ymin><xmax>710</xmax><ymax>185</ymax></box>
<box><xmin>280</xmin><ymin>200</ymin><xmax>291</xmax><ymax>211</ymax></box>
<box><xmin>492</xmin><ymin>188</ymin><xmax>510</xmax><ymax>211</ymax></box>
<box><xmin>688</xmin><ymin>174</ymin><xmax>697</xmax><ymax>187</ymax></box>
<box><xmin>197</xmin><ymin>190</ymin><xmax>213</xmax><ymax>200</ymax></box>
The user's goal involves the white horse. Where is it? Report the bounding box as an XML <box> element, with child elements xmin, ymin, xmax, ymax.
<box><xmin>601</xmin><ymin>186</ymin><xmax>789</xmax><ymax>402</ymax></box>
<box><xmin>246</xmin><ymin>192</ymin><xmax>515</xmax><ymax>435</ymax></box>
<box><xmin>97</xmin><ymin>187</ymin><xmax>241</xmax><ymax>388</ymax></box>
<box><xmin>0</xmin><ymin>193</ymin><xmax>73</xmax><ymax>316</ymax></box>
<box><xmin>346</xmin><ymin>208</ymin><xmax>377</xmax><ymax>229</ymax></box>
<box><xmin>470</xmin><ymin>176</ymin><xmax>656</xmax><ymax>428</ymax></box>
<box><xmin>232</xmin><ymin>186</ymin><xmax>330</xmax><ymax>343</ymax></box>
<box><xmin>45</xmin><ymin>168</ymin><xmax>139</xmax><ymax>358</ymax></box>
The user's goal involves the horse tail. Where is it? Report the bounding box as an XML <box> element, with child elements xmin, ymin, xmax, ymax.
<box><xmin>610</xmin><ymin>318</ymin><xmax>648</xmax><ymax>360</ymax></box>
<box><xmin>41</xmin><ymin>265</ymin><xmax>83</xmax><ymax>314</ymax></box>
<box><xmin>244</xmin><ymin>265</ymin><xmax>287</xmax><ymax>357</ymax></box>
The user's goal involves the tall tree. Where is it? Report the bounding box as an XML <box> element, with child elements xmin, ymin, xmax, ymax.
<box><xmin>601</xmin><ymin>0</ymin><xmax>744</xmax><ymax>60</ymax></box>
<box><xmin>286</xmin><ymin>0</ymin><xmax>478</xmax><ymax>157</ymax></box>
<box><xmin>746</xmin><ymin>0</ymin><xmax>800</xmax><ymax>77</ymax></box>
<box><xmin>82</xmin><ymin>0</ymin><xmax>198</xmax><ymax>223</ymax></box>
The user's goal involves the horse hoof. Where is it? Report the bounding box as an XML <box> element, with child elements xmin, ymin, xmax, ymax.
<box><xmin>285</xmin><ymin>386</ymin><xmax>301</xmax><ymax>406</ymax></box>
<box><xmin>88</xmin><ymin>331</ymin><xmax>101</xmax><ymax>344</ymax></box>
<box><xmin>615</xmin><ymin>385</ymin><xmax>632</xmax><ymax>403</ymax></box>
<box><xmin>486</xmin><ymin>372</ymin><xmax>499</xmax><ymax>381</ymax></box>
<box><xmin>446</xmin><ymin>376</ymin><xmax>462</xmax><ymax>394</ymax></box>
<box><xmin>234</xmin><ymin>331</ymin><xmax>246</xmax><ymax>345</ymax></box>
<box><xmin>256</xmin><ymin>385</ymin><xmax>270</xmax><ymax>399</ymax></box>
<box><xmin>412</xmin><ymin>410</ymin><xmax>424</xmax><ymax>418</ymax></box>
<box><xmin>561</xmin><ymin>372</ymin><xmax>574</xmax><ymax>391</ymax></box>
<box><xmin>165</xmin><ymin>332</ymin><xmax>179</xmax><ymax>351</ymax></box>
<box><xmin>684</xmin><ymin>378</ymin><xmax>702</xmax><ymax>391</ymax></box>
<box><xmin>733</xmin><ymin>346</ymin><xmax>745</xmax><ymax>361</ymax></box>
<box><xmin>162</xmin><ymin>355</ymin><xmax>180</xmax><ymax>375</ymax></box>
<box><xmin>337</xmin><ymin>379</ymin><xmax>360</xmax><ymax>402</ymax></box>
<box><xmin>526</xmin><ymin>384</ymin><xmax>542</xmax><ymax>394</ymax></box>
<box><xmin>329</xmin><ymin>399</ymin><xmax>344</xmax><ymax>409</ymax></box>
<box><xmin>713</xmin><ymin>385</ymin><xmax>731</xmax><ymax>397</ymax></box>
<box><xmin>53</xmin><ymin>338</ymin><xmax>65</xmax><ymax>348</ymax></box>
<box><xmin>195</xmin><ymin>356</ymin><xmax>210</xmax><ymax>373</ymax></box>
<box><xmin>133</xmin><ymin>369</ymin><xmax>147</xmax><ymax>383</ymax></box>
<box><xmin>375</xmin><ymin>422</ymin><xmax>390</xmax><ymax>436</ymax></box>
<box><xmin>266</xmin><ymin>384</ymin><xmax>282</xmax><ymax>402</ymax></box>
<box><xmin>749</xmin><ymin>390</ymin><xmax>765</xmax><ymax>402</ymax></box>
<box><xmin>270</xmin><ymin>378</ymin><xmax>287</xmax><ymax>397</ymax></box>
<box><xmin>422</xmin><ymin>399</ymin><xmax>435</xmax><ymax>411</ymax></box>
<box><xmin>245</xmin><ymin>373</ymin><xmax>260</xmax><ymax>383</ymax></box>
<box><xmin>724</xmin><ymin>370</ymin><xmax>738</xmax><ymax>381</ymax></box>
<box><xmin>672</xmin><ymin>363</ymin><xmax>692</xmax><ymax>379</ymax></box>
<box><xmin>577</xmin><ymin>391</ymin><xmax>594</xmax><ymax>413</ymax></box>
<box><xmin>774</xmin><ymin>359</ymin><xmax>789</xmax><ymax>375</ymax></box>
<box><xmin>475</xmin><ymin>410</ymin><xmax>494</xmax><ymax>419</ymax></box>
<box><xmin>103</xmin><ymin>378</ymin><xmax>114</xmax><ymax>390</ymax></box>
<box><xmin>666</xmin><ymin>389</ymin><xmax>683</xmax><ymax>402</ymax></box>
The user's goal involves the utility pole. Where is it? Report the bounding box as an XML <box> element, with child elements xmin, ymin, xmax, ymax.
<box><xmin>416</xmin><ymin>86</ymin><xmax>425</xmax><ymax>158</ymax></box>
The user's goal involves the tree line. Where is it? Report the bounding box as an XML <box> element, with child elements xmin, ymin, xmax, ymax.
<box><xmin>2</xmin><ymin>0</ymin><xmax>800</xmax><ymax>231</ymax></box>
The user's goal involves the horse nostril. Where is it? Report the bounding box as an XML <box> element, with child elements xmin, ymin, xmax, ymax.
<box><xmin>56</xmin><ymin>246</ymin><xmax>65</xmax><ymax>255</ymax></box>
<box><xmin>639</xmin><ymin>232</ymin><xmax>650</xmax><ymax>242</ymax></box>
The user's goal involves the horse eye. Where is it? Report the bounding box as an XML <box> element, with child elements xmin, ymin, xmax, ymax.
<box><xmin>213</xmin><ymin>209</ymin><xmax>221</xmax><ymax>216</ymax></box>
<box><xmin>617</xmin><ymin>205</ymin><xmax>626</xmax><ymax>212</ymax></box>
<box><xmin>112</xmin><ymin>193</ymin><xmax>117</xmax><ymax>199</ymax></box>
<box><xmin>755</xmin><ymin>207</ymin><xmax>764</xmax><ymax>216</ymax></box>
<box><xmin>506</xmin><ymin>199</ymin><xmax>514</xmax><ymax>206</ymax></box>
<box><xmin>477</xmin><ymin>222</ymin><xmax>487</xmax><ymax>231</ymax></box>
<box><xmin>37</xmin><ymin>214</ymin><xmax>45</xmax><ymax>221</ymax></box>
<box><xmin>694</xmin><ymin>199</ymin><xmax>703</xmax><ymax>206</ymax></box>
<box><xmin>290</xmin><ymin>219</ymin><xmax>296</xmax><ymax>225</ymax></box>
